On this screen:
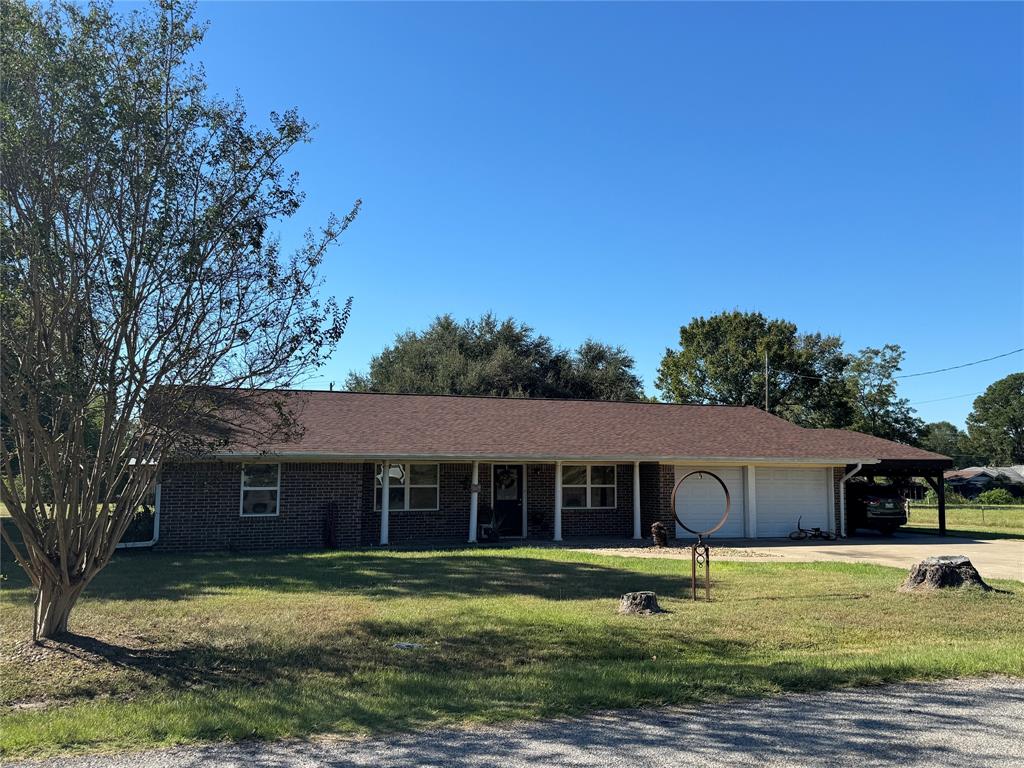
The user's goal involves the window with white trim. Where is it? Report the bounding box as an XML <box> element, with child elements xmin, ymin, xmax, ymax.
<box><xmin>561</xmin><ymin>464</ymin><xmax>616</xmax><ymax>509</ymax></box>
<box><xmin>375</xmin><ymin>463</ymin><xmax>439</xmax><ymax>511</ymax></box>
<box><xmin>240</xmin><ymin>463</ymin><xmax>280</xmax><ymax>517</ymax></box>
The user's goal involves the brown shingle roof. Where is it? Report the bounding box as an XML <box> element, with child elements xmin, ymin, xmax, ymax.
<box><xmin>207</xmin><ymin>390</ymin><xmax>950</xmax><ymax>465</ymax></box>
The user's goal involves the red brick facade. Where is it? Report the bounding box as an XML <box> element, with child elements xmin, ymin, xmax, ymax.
<box><xmin>156</xmin><ymin>459</ymin><xmax>850</xmax><ymax>551</ymax></box>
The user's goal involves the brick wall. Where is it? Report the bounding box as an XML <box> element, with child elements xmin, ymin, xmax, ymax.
<box><xmin>639</xmin><ymin>462</ymin><xmax>675</xmax><ymax>538</ymax></box>
<box><xmin>527</xmin><ymin>463</ymin><xmax>554</xmax><ymax>538</ymax></box>
<box><xmin>560</xmin><ymin>463</ymin><xmax>634</xmax><ymax>538</ymax></box>
<box><xmin>158</xmin><ymin>459</ymin><xmax>680</xmax><ymax>551</ymax></box>
<box><xmin>359</xmin><ymin>462</ymin><xmax>487</xmax><ymax>545</ymax></box>
<box><xmin>158</xmin><ymin>461</ymin><xmax>363</xmax><ymax>551</ymax></box>
<box><xmin>833</xmin><ymin>466</ymin><xmax>844</xmax><ymax>534</ymax></box>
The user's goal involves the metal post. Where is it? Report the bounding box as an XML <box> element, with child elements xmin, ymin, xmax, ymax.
<box><xmin>938</xmin><ymin>475</ymin><xmax>946</xmax><ymax>536</ymax></box>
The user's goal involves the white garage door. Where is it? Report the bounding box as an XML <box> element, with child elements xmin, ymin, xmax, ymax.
<box><xmin>756</xmin><ymin>468</ymin><xmax>830</xmax><ymax>538</ymax></box>
<box><xmin>674</xmin><ymin>466</ymin><xmax>745</xmax><ymax>539</ymax></box>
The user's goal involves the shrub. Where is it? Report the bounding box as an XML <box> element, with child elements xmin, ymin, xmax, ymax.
<box><xmin>923</xmin><ymin>484</ymin><xmax>969</xmax><ymax>505</ymax></box>
<box><xmin>976</xmin><ymin>488</ymin><xmax>1017</xmax><ymax>505</ymax></box>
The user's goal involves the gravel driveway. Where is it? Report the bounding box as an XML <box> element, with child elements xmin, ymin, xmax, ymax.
<box><xmin>12</xmin><ymin>677</ymin><xmax>1023</xmax><ymax>768</ymax></box>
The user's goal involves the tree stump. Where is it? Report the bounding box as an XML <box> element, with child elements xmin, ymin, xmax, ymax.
<box><xmin>651</xmin><ymin>521</ymin><xmax>669</xmax><ymax>548</ymax></box>
<box><xmin>619</xmin><ymin>591</ymin><xmax>663</xmax><ymax>615</ymax></box>
<box><xmin>899</xmin><ymin>555</ymin><xmax>993</xmax><ymax>592</ymax></box>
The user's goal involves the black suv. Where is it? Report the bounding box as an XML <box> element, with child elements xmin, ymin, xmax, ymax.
<box><xmin>847</xmin><ymin>483</ymin><xmax>907</xmax><ymax>535</ymax></box>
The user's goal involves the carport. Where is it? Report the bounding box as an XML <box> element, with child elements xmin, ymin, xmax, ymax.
<box><xmin>848</xmin><ymin>458</ymin><xmax>954</xmax><ymax>535</ymax></box>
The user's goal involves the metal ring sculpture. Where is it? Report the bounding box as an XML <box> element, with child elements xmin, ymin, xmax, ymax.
<box><xmin>672</xmin><ymin>470</ymin><xmax>732</xmax><ymax>537</ymax></box>
<box><xmin>671</xmin><ymin>470</ymin><xmax>731</xmax><ymax>601</ymax></box>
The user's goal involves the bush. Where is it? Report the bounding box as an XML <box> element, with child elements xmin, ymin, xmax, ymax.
<box><xmin>923</xmin><ymin>484</ymin><xmax>968</xmax><ymax>505</ymax></box>
<box><xmin>976</xmin><ymin>488</ymin><xmax>1018</xmax><ymax>505</ymax></box>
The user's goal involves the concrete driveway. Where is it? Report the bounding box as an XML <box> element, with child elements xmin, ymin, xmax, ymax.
<box><xmin>578</xmin><ymin>532</ymin><xmax>1024</xmax><ymax>581</ymax></box>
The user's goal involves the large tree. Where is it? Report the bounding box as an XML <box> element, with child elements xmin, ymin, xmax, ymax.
<box><xmin>0</xmin><ymin>0</ymin><xmax>357</xmax><ymax>638</ymax></box>
<box><xmin>655</xmin><ymin>311</ymin><xmax>850</xmax><ymax>426</ymax></box>
<box><xmin>346</xmin><ymin>313</ymin><xmax>646</xmax><ymax>401</ymax></box>
<box><xmin>919</xmin><ymin>421</ymin><xmax>977</xmax><ymax>467</ymax></box>
<box><xmin>840</xmin><ymin>345</ymin><xmax>923</xmax><ymax>444</ymax></box>
<box><xmin>965</xmin><ymin>373</ymin><xmax>1024</xmax><ymax>465</ymax></box>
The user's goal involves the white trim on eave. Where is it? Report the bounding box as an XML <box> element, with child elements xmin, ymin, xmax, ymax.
<box><xmin>204</xmin><ymin>451</ymin><xmax>882</xmax><ymax>466</ymax></box>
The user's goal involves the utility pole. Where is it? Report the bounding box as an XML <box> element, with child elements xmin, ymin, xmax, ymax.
<box><xmin>764</xmin><ymin>350</ymin><xmax>769</xmax><ymax>412</ymax></box>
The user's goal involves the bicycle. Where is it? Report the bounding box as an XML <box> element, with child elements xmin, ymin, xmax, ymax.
<box><xmin>788</xmin><ymin>516</ymin><xmax>836</xmax><ymax>541</ymax></box>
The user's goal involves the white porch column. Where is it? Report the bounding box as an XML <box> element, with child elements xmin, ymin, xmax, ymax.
<box><xmin>744</xmin><ymin>465</ymin><xmax>757</xmax><ymax>539</ymax></box>
<box><xmin>553</xmin><ymin>460</ymin><xmax>563</xmax><ymax>542</ymax></box>
<box><xmin>380</xmin><ymin>461</ymin><xmax>390</xmax><ymax>546</ymax></box>
<box><xmin>632</xmin><ymin>461</ymin><xmax>642</xmax><ymax>539</ymax></box>
<box><xmin>468</xmin><ymin>461</ymin><xmax>479</xmax><ymax>543</ymax></box>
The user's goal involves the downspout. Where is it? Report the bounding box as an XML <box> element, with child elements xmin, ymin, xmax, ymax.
<box><xmin>839</xmin><ymin>464</ymin><xmax>862</xmax><ymax>538</ymax></box>
<box><xmin>116</xmin><ymin>484</ymin><xmax>161</xmax><ymax>549</ymax></box>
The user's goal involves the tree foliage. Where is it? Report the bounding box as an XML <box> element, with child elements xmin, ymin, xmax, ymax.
<box><xmin>654</xmin><ymin>311</ymin><xmax>849</xmax><ymax>426</ymax></box>
<box><xmin>656</xmin><ymin>312</ymin><xmax>924</xmax><ymax>442</ymax></box>
<box><xmin>346</xmin><ymin>313</ymin><xmax>646</xmax><ymax>401</ymax></box>
<box><xmin>965</xmin><ymin>373</ymin><xmax>1024</xmax><ymax>465</ymax></box>
<box><xmin>0</xmin><ymin>0</ymin><xmax>357</xmax><ymax>637</ymax></box>
<box><xmin>840</xmin><ymin>345</ymin><xmax>923</xmax><ymax>444</ymax></box>
<box><xmin>919</xmin><ymin>420</ymin><xmax>979</xmax><ymax>468</ymax></box>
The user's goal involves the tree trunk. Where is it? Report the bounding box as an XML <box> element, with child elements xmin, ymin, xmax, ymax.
<box><xmin>34</xmin><ymin>576</ymin><xmax>85</xmax><ymax>640</ymax></box>
<box><xmin>619</xmin><ymin>591</ymin><xmax>663</xmax><ymax>615</ymax></box>
<box><xmin>899</xmin><ymin>555</ymin><xmax>992</xmax><ymax>592</ymax></box>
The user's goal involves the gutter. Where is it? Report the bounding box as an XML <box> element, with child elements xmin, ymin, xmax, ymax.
<box><xmin>116</xmin><ymin>484</ymin><xmax>160</xmax><ymax>549</ymax></box>
<box><xmin>839</xmin><ymin>463</ymin><xmax>863</xmax><ymax>538</ymax></box>
<box><xmin>202</xmin><ymin>451</ymin><xmax>884</xmax><ymax>466</ymax></box>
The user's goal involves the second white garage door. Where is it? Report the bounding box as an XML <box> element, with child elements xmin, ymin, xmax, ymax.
<box><xmin>674</xmin><ymin>466</ymin><xmax>745</xmax><ymax>539</ymax></box>
<box><xmin>756</xmin><ymin>468</ymin><xmax>830</xmax><ymax>538</ymax></box>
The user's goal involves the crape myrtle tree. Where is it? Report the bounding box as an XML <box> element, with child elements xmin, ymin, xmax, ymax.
<box><xmin>0</xmin><ymin>0</ymin><xmax>358</xmax><ymax>638</ymax></box>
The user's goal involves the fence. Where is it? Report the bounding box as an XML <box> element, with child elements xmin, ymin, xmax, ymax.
<box><xmin>907</xmin><ymin>502</ymin><xmax>1024</xmax><ymax>528</ymax></box>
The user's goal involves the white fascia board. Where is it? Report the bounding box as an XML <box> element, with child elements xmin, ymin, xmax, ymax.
<box><xmin>204</xmin><ymin>451</ymin><xmax>881</xmax><ymax>466</ymax></box>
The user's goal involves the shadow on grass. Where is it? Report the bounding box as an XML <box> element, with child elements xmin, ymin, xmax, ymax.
<box><xmin>1</xmin><ymin>611</ymin><xmax>946</xmax><ymax>757</ymax></box>
<box><xmin>900</xmin><ymin>526</ymin><xmax>1024</xmax><ymax>541</ymax></box>
<box><xmin>2</xmin><ymin>545</ymin><xmax>695</xmax><ymax>604</ymax></box>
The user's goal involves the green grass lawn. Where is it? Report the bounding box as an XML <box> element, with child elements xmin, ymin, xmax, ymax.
<box><xmin>0</xmin><ymin>545</ymin><xmax>1021</xmax><ymax>760</ymax></box>
<box><xmin>905</xmin><ymin>505</ymin><xmax>1024</xmax><ymax>538</ymax></box>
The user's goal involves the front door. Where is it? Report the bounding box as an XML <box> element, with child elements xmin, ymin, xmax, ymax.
<box><xmin>492</xmin><ymin>465</ymin><xmax>524</xmax><ymax>537</ymax></box>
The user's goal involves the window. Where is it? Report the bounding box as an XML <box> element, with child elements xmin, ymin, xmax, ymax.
<box><xmin>375</xmin><ymin>463</ymin><xmax>439</xmax><ymax>511</ymax></box>
<box><xmin>240</xmin><ymin>463</ymin><xmax>280</xmax><ymax>517</ymax></box>
<box><xmin>561</xmin><ymin>464</ymin><xmax>616</xmax><ymax>509</ymax></box>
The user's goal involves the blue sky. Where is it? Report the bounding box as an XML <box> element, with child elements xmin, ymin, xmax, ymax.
<box><xmin>194</xmin><ymin>1</ymin><xmax>1022</xmax><ymax>427</ymax></box>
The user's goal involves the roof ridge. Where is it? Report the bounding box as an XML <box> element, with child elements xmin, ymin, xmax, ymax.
<box><xmin>221</xmin><ymin>386</ymin><xmax>762</xmax><ymax>409</ymax></box>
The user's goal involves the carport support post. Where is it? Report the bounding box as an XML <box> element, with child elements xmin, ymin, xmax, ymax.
<box><xmin>554</xmin><ymin>461</ymin><xmax>563</xmax><ymax>542</ymax></box>
<box><xmin>937</xmin><ymin>474</ymin><xmax>946</xmax><ymax>537</ymax></box>
<box><xmin>468</xmin><ymin>461</ymin><xmax>479</xmax><ymax>543</ymax></box>
<box><xmin>380</xmin><ymin>462</ymin><xmax>390</xmax><ymax>546</ymax></box>
<box><xmin>632</xmin><ymin>461</ymin><xmax>642</xmax><ymax>540</ymax></box>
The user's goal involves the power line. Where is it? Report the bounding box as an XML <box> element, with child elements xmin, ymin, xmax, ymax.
<box><xmin>771</xmin><ymin>347</ymin><xmax>1024</xmax><ymax>384</ymax></box>
<box><xmin>895</xmin><ymin>348</ymin><xmax>1023</xmax><ymax>379</ymax></box>
<box><xmin>910</xmin><ymin>391</ymin><xmax>983</xmax><ymax>406</ymax></box>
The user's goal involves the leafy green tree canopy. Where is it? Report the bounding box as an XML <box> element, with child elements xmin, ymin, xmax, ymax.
<box><xmin>656</xmin><ymin>312</ymin><xmax>924</xmax><ymax>443</ymax></box>
<box><xmin>919</xmin><ymin>420</ymin><xmax>978</xmax><ymax>468</ymax></box>
<box><xmin>346</xmin><ymin>313</ymin><xmax>646</xmax><ymax>401</ymax></box>
<box><xmin>655</xmin><ymin>311</ymin><xmax>850</xmax><ymax>426</ymax></box>
<box><xmin>965</xmin><ymin>373</ymin><xmax>1024</xmax><ymax>465</ymax></box>
<box><xmin>841</xmin><ymin>345</ymin><xmax>923</xmax><ymax>445</ymax></box>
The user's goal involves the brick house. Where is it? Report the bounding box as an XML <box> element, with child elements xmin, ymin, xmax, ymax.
<box><xmin>151</xmin><ymin>391</ymin><xmax>952</xmax><ymax>551</ymax></box>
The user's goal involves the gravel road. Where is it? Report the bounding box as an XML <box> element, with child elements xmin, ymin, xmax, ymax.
<box><xmin>11</xmin><ymin>677</ymin><xmax>1023</xmax><ymax>768</ymax></box>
